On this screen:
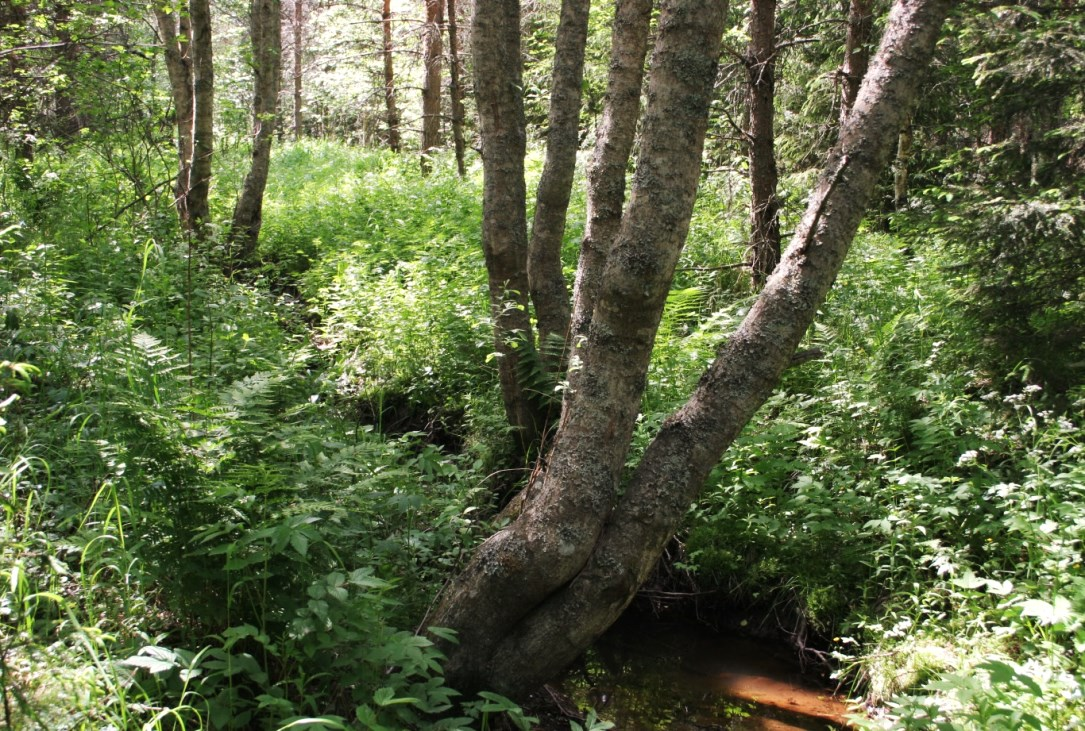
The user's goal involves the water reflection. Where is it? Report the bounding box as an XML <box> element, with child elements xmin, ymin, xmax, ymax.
<box><xmin>557</xmin><ymin>615</ymin><xmax>852</xmax><ymax>730</ymax></box>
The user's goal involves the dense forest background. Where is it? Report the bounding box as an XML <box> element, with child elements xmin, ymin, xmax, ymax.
<box><xmin>1</xmin><ymin>0</ymin><xmax>1084</xmax><ymax>729</ymax></box>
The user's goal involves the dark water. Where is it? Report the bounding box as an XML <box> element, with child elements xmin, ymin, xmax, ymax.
<box><xmin>557</xmin><ymin>616</ymin><xmax>853</xmax><ymax>730</ymax></box>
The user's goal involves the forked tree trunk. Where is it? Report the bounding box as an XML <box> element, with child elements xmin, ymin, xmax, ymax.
<box><xmin>526</xmin><ymin>0</ymin><xmax>591</xmax><ymax>363</ymax></box>
<box><xmin>472</xmin><ymin>0</ymin><xmax>547</xmax><ymax>448</ymax></box>
<box><xmin>154</xmin><ymin>5</ymin><xmax>195</xmax><ymax>229</ymax></box>
<box><xmin>292</xmin><ymin>0</ymin><xmax>303</xmax><ymax>140</ymax></box>
<box><xmin>432</xmin><ymin>0</ymin><xmax>953</xmax><ymax>700</ymax></box>
<box><xmin>745</xmin><ymin>0</ymin><xmax>781</xmax><ymax>289</ymax></box>
<box><xmin>840</xmin><ymin>0</ymin><xmax>874</xmax><ymax>124</ymax></box>
<box><xmin>188</xmin><ymin>0</ymin><xmax>214</xmax><ymax>239</ymax></box>
<box><xmin>434</xmin><ymin>0</ymin><xmax>732</xmax><ymax>695</ymax></box>
<box><xmin>446</xmin><ymin>0</ymin><xmax>467</xmax><ymax>177</ymax></box>
<box><xmin>569</xmin><ymin>0</ymin><xmax>653</xmax><ymax>340</ymax></box>
<box><xmin>420</xmin><ymin>0</ymin><xmax>444</xmax><ymax>173</ymax></box>
<box><xmin>229</xmin><ymin>0</ymin><xmax>282</xmax><ymax>268</ymax></box>
<box><xmin>382</xmin><ymin>0</ymin><xmax>401</xmax><ymax>153</ymax></box>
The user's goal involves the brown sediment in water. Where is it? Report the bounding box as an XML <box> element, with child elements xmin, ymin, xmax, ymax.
<box><xmin>558</xmin><ymin>615</ymin><xmax>855</xmax><ymax>730</ymax></box>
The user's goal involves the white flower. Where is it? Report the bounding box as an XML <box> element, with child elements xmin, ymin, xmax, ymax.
<box><xmin>958</xmin><ymin>450</ymin><xmax>979</xmax><ymax>466</ymax></box>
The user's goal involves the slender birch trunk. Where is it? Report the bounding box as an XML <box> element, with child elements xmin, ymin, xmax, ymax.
<box><xmin>229</xmin><ymin>0</ymin><xmax>282</xmax><ymax>268</ymax></box>
<box><xmin>188</xmin><ymin>0</ymin><xmax>214</xmax><ymax>239</ymax></box>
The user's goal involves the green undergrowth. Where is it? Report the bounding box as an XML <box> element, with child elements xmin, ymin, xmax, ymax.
<box><xmin>659</xmin><ymin>231</ymin><xmax>1085</xmax><ymax>728</ymax></box>
<box><xmin>3</xmin><ymin>137</ymin><xmax>1083</xmax><ymax>729</ymax></box>
<box><xmin>0</xmin><ymin>142</ymin><xmax>534</xmax><ymax>730</ymax></box>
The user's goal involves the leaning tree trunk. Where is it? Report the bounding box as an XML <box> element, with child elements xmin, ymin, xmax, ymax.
<box><xmin>472</xmin><ymin>0</ymin><xmax>547</xmax><ymax>449</ymax></box>
<box><xmin>188</xmin><ymin>0</ymin><xmax>214</xmax><ymax>239</ymax></box>
<box><xmin>840</xmin><ymin>0</ymin><xmax>874</xmax><ymax>125</ymax></box>
<box><xmin>526</xmin><ymin>0</ymin><xmax>591</xmax><ymax>366</ymax></box>
<box><xmin>153</xmin><ymin>5</ymin><xmax>195</xmax><ymax>230</ymax></box>
<box><xmin>229</xmin><ymin>0</ymin><xmax>283</xmax><ymax>269</ymax></box>
<box><xmin>569</xmin><ymin>0</ymin><xmax>653</xmax><ymax>340</ymax></box>
<box><xmin>431</xmin><ymin>0</ymin><xmax>953</xmax><ymax>699</ymax></box>
<box><xmin>446</xmin><ymin>0</ymin><xmax>467</xmax><ymax>177</ymax></box>
<box><xmin>745</xmin><ymin>0</ymin><xmax>781</xmax><ymax>289</ymax></box>
<box><xmin>420</xmin><ymin>0</ymin><xmax>444</xmax><ymax>173</ymax></box>
<box><xmin>381</xmin><ymin>0</ymin><xmax>401</xmax><ymax>153</ymax></box>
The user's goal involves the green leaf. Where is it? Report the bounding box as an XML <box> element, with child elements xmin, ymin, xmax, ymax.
<box><xmin>373</xmin><ymin>687</ymin><xmax>420</xmax><ymax>707</ymax></box>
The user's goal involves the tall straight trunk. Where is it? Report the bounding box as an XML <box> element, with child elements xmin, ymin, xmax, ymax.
<box><xmin>446</xmin><ymin>0</ymin><xmax>467</xmax><ymax>177</ymax></box>
<box><xmin>840</xmin><ymin>0</ymin><xmax>874</xmax><ymax>124</ymax></box>
<box><xmin>381</xmin><ymin>0</ymin><xmax>400</xmax><ymax>153</ymax></box>
<box><xmin>894</xmin><ymin>120</ymin><xmax>913</xmax><ymax>210</ymax></box>
<box><xmin>434</xmin><ymin>0</ymin><xmax>731</xmax><ymax>696</ymax></box>
<box><xmin>569</xmin><ymin>0</ymin><xmax>653</xmax><ymax>340</ymax></box>
<box><xmin>153</xmin><ymin>6</ymin><xmax>195</xmax><ymax>229</ymax></box>
<box><xmin>229</xmin><ymin>0</ymin><xmax>282</xmax><ymax>268</ymax></box>
<box><xmin>420</xmin><ymin>0</ymin><xmax>444</xmax><ymax>173</ymax></box>
<box><xmin>432</xmin><ymin>0</ymin><xmax>952</xmax><ymax>700</ymax></box>
<box><xmin>472</xmin><ymin>0</ymin><xmax>546</xmax><ymax>448</ymax></box>
<box><xmin>745</xmin><ymin>0</ymin><xmax>781</xmax><ymax>288</ymax></box>
<box><xmin>292</xmin><ymin>0</ymin><xmax>303</xmax><ymax>140</ymax></box>
<box><xmin>189</xmin><ymin>0</ymin><xmax>214</xmax><ymax>238</ymax></box>
<box><xmin>526</xmin><ymin>0</ymin><xmax>591</xmax><ymax>362</ymax></box>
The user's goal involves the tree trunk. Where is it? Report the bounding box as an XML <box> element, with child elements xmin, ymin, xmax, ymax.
<box><xmin>472</xmin><ymin>0</ymin><xmax>547</xmax><ymax>449</ymax></box>
<box><xmin>434</xmin><ymin>0</ymin><xmax>731</xmax><ymax>696</ymax></box>
<box><xmin>229</xmin><ymin>0</ymin><xmax>283</xmax><ymax>269</ymax></box>
<box><xmin>839</xmin><ymin>0</ymin><xmax>874</xmax><ymax>125</ymax></box>
<box><xmin>153</xmin><ymin>5</ymin><xmax>195</xmax><ymax>230</ymax></box>
<box><xmin>420</xmin><ymin>0</ymin><xmax>444</xmax><ymax>173</ymax></box>
<box><xmin>50</xmin><ymin>2</ymin><xmax>82</xmax><ymax>139</ymax></box>
<box><xmin>446</xmin><ymin>0</ymin><xmax>467</xmax><ymax>177</ymax></box>
<box><xmin>432</xmin><ymin>0</ymin><xmax>953</xmax><ymax>701</ymax></box>
<box><xmin>745</xmin><ymin>0</ymin><xmax>781</xmax><ymax>289</ymax></box>
<box><xmin>188</xmin><ymin>0</ymin><xmax>214</xmax><ymax>239</ymax></box>
<box><xmin>526</xmin><ymin>0</ymin><xmax>591</xmax><ymax>365</ymax></box>
<box><xmin>893</xmin><ymin>120</ymin><xmax>913</xmax><ymax>210</ymax></box>
<box><xmin>292</xmin><ymin>0</ymin><xmax>303</xmax><ymax>140</ymax></box>
<box><xmin>381</xmin><ymin>0</ymin><xmax>401</xmax><ymax>153</ymax></box>
<box><xmin>569</xmin><ymin>0</ymin><xmax>653</xmax><ymax>340</ymax></box>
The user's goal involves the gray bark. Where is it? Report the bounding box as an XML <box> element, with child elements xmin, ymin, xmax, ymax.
<box><xmin>433</xmin><ymin>0</ymin><xmax>953</xmax><ymax>701</ymax></box>
<box><xmin>229</xmin><ymin>0</ymin><xmax>282</xmax><ymax>267</ymax></box>
<box><xmin>434</xmin><ymin>0</ymin><xmax>731</xmax><ymax>696</ymax></box>
<box><xmin>188</xmin><ymin>0</ymin><xmax>214</xmax><ymax>239</ymax></box>
<box><xmin>153</xmin><ymin>6</ymin><xmax>195</xmax><ymax>230</ymax></box>
<box><xmin>568</xmin><ymin>0</ymin><xmax>653</xmax><ymax>340</ymax></box>
<box><xmin>840</xmin><ymin>0</ymin><xmax>874</xmax><ymax>124</ymax></box>
<box><xmin>472</xmin><ymin>0</ymin><xmax>547</xmax><ymax>447</ymax></box>
<box><xmin>526</xmin><ymin>0</ymin><xmax>591</xmax><ymax>363</ymax></box>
